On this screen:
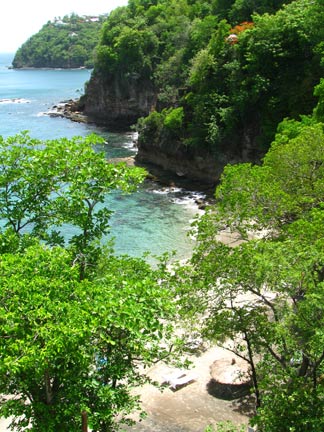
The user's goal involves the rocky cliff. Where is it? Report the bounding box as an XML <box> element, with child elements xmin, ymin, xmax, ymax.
<box><xmin>135</xmin><ymin>118</ymin><xmax>262</xmax><ymax>187</ymax></box>
<box><xmin>80</xmin><ymin>73</ymin><xmax>225</xmax><ymax>185</ymax></box>
<box><xmin>136</xmin><ymin>139</ymin><xmax>227</xmax><ymax>186</ymax></box>
<box><xmin>79</xmin><ymin>70</ymin><xmax>263</xmax><ymax>186</ymax></box>
<box><xmin>81</xmin><ymin>72</ymin><xmax>156</xmax><ymax>130</ymax></box>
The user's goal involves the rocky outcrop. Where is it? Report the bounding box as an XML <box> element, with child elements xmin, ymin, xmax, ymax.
<box><xmin>136</xmin><ymin>117</ymin><xmax>262</xmax><ymax>187</ymax></box>
<box><xmin>81</xmin><ymin>72</ymin><xmax>157</xmax><ymax>130</ymax></box>
<box><xmin>72</xmin><ymin>71</ymin><xmax>263</xmax><ymax>186</ymax></box>
<box><xmin>49</xmin><ymin>100</ymin><xmax>90</xmax><ymax>123</ymax></box>
<box><xmin>56</xmin><ymin>89</ymin><xmax>263</xmax><ymax>187</ymax></box>
<box><xmin>135</xmin><ymin>140</ymin><xmax>227</xmax><ymax>186</ymax></box>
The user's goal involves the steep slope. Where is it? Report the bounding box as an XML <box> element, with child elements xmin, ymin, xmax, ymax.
<box><xmin>80</xmin><ymin>0</ymin><xmax>324</xmax><ymax>184</ymax></box>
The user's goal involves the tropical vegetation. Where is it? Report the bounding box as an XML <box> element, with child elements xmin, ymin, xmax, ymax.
<box><xmin>173</xmin><ymin>84</ymin><xmax>324</xmax><ymax>431</ymax></box>
<box><xmin>12</xmin><ymin>14</ymin><xmax>105</xmax><ymax>68</ymax></box>
<box><xmin>6</xmin><ymin>0</ymin><xmax>324</xmax><ymax>430</ymax></box>
<box><xmin>0</xmin><ymin>133</ymin><xmax>176</xmax><ymax>431</ymax></box>
<box><xmin>90</xmin><ymin>0</ymin><xmax>324</xmax><ymax>163</ymax></box>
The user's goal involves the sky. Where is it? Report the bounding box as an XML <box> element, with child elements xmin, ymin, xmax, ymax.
<box><xmin>0</xmin><ymin>0</ymin><xmax>129</xmax><ymax>53</ymax></box>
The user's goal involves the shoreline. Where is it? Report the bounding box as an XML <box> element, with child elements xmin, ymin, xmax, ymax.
<box><xmin>49</xmin><ymin>100</ymin><xmax>217</xmax><ymax>206</ymax></box>
<box><xmin>48</xmin><ymin>99</ymin><xmax>90</xmax><ymax>124</ymax></box>
<box><xmin>9</xmin><ymin>66</ymin><xmax>92</xmax><ymax>71</ymax></box>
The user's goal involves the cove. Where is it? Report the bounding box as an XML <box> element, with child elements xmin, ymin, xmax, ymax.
<box><xmin>0</xmin><ymin>53</ymin><xmax>201</xmax><ymax>260</ymax></box>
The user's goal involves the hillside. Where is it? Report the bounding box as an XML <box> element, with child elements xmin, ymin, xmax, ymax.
<box><xmin>77</xmin><ymin>0</ymin><xmax>324</xmax><ymax>184</ymax></box>
<box><xmin>12</xmin><ymin>14</ymin><xmax>106</xmax><ymax>69</ymax></box>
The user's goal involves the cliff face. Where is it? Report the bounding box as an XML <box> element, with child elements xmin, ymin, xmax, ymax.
<box><xmin>82</xmin><ymin>73</ymin><xmax>222</xmax><ymax>184</ymax></box>
<box><xmin>135</xmin><ymin>140</ymin><xmax>224</xmax><ymax>186</ymax></box>
<box><xmin>82</xmin><ymin>72</ymin><xmax>156</xmax><ymax>130</ymax></box>
<box><xmin>81</xmin><ymin>72</ymin><xmax>262</xmax><ymax>186</ymax></box>
<box><xmin>136</xmin><ymin>117</ymin><xmax>262</xmax><ymax>186</ymax></box>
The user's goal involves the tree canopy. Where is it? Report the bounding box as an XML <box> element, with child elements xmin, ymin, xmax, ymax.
<box><xmin>0</xmin><ymin>133</ymin><xmax>177</xmax><ymax>431</ymax></box>
<box><xmin>174</xmin><ymin>113</ymin><xmax>324</xmax><ymax>431</ymax></box>
<box><xmin>0</xmin><ymin>242</ymin><xmax>175</xmax><ymax>431</ymax></box>
<box><xmin>86</xmin><ymin>0</ymin><xmax>324</xmax><ymax>164</ymax></box>
<box><xmin>12</xmin><ymin>14</ymin><xmax>106</xmax><ymax>69</ymax></box>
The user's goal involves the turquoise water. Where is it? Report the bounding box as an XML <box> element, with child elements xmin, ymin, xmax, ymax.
<box><xmin>0</xmin><ymin>53</ymin><xmax>200</xmax><ymax>259</ymax></box>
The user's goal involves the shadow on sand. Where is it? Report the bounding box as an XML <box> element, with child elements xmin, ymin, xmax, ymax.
<box><xmin>207</xmin><ymin>378</ymin><xmax>256</xmax><ymax>417</ymax></box>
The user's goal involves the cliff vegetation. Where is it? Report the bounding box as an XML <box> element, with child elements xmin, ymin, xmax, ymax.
<box><xmin>80</xmin><ymin>0</ymin><xmax>324</xmax><ymax>183</ymax></box>
<box><xmin>12</xmin><ymin>14</ymin><xmax>105</xmax><ymax>69</ymax></box>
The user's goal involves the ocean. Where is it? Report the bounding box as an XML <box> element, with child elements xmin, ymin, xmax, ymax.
<box><xmin>0</xmin><ymin>52</ymin><xmax>201</xmax><ymax>260</ymax></box>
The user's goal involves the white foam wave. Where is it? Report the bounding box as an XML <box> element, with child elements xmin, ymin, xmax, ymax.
<box><xmin>151</xmin><ymin>186</ymin><xmax>206</xmax><ymax>212</ymax></box>
<box><xmin>130</xmin><ymin>131</ymin><xmax>138</xmax><ymax>140</ymax></box>
<box><xmin>0</xmin><ymin>98</ymin><xmax>31</xmax><ymax>104</ymax></box>
<box><xmin>171</xmin><ymin>192</ymin><xmax>207</xmax><ymax>213</ymax></box>
<box><xmin>172</xmin><ymin>191</ymin><xmax>205</xmax><ymax>203</ymax></box>
<box><xmin>171</xmin><ymin>196</ymin><xmax>203</xmax><ymax>211</ymax></box>
<box><xmin>120</xmin><ymin>132</ymin><xmax>138</xmax><ymax>152</ymax></box>
<box><xmin>151</xmin><ymin>186</ymin><xmax>184</xmax><ymax>195</ymax></box>
<box><xmin>121</xmin><ymin>140</ymin><xmax>137</xmax><ymax>152</ymax></box>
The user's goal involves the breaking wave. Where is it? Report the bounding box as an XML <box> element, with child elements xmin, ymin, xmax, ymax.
<box><xmin>0</xmin><ymin>98</ymin><xmax>31</xmax><ymax>104</ymax></box>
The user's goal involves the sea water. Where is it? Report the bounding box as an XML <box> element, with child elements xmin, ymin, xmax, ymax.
<box><xmin>0</xmin><ymin>53</ymin><xmax>202</xmax><ymax>260</ymax></box>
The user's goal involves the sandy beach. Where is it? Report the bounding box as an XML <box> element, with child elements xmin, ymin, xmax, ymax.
<box><xmin>0</xmin><ymin>344</ymin><xmax>252</xmax><ymax>432</ymax></box>
<box><xmin>123</xmin><ymin>344</ymin><xmax>252</xmax><ymax>432</ymax></box>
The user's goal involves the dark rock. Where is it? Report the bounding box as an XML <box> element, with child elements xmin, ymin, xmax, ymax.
<box><xmin>48</xmin><ymin>99</ymin><xmax>91</xmax><ymax>124</ymax></box>
<box><xmin>135</xmin><ymin>139</ymin><xmax>228</xmax><ymax>187</ymax></box>
<box><xmin>82</xmin><ymin>72</ymin><xmax>156</xmax><ymax>131</ymax></box>
<box><xmin>58</xmin><ymin>71</ymin><xmax>263</xmax><ymax>185</ymax></box>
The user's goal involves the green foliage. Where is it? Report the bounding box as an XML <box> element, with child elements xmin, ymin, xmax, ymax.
<box><xmin>205</xmin><ymin>421</ymin><xmax>246</xmax><ymax>431</ymax></box>
<box><xmin>96</xmin><ymin>45</ymin><xmax>118</xmax><ymax>72</ymax></box>
<box><xmin>228</xmin><ymin>0</ymin><xmax>289</xmax><ymax>24</ymax></box>
<box><xmin>96</xmin><ymin>0</ymin><xmax>221</xmax><ymax>101</ymax></box>
<box><xmin>93</xmin><ymin>0</ymin><xmax>324</xmax><ymax>161</ymax></box>
<box><xmin>163</xmin><ymin>107</ymin><xmax>184</xmax><ymax>131</ymax></box>
<box><xmin>188</xmin><ymin>15</ymin><xmax>219</xmax><ymax>54</ymax></box>
<box><xmin>97</xmin><ymin>25</ymin><xmax>159</xmax><ymax>76</ymax></box>
<box><xmin>202</xmin><ymin>0</ymin><xmax>324</xmax><ymax>152</ymax></box>
<box><xmin>175</xmin><ymin>115</ymin><xmax>324</xmax><ymax>431</ymax></box>
<box><xmin>13</xmin><ymin>14</ymin><xmax>105</xmax><ymax>68</ymax></box>
<box><xmin>136</xmin><ymin>110</ymin><xmax>165</xmax><ymax>147</ymax></box>
<box><xmin>0</xmin><ymin>134</ymin><xmax>175</xmax><ymax>431</ymax></box>
<box><xmin>0</xmin><ymin>132</ymin><xmax>146</xmax><ymax>278</ymax></box>
<box><xmin>188</xmin><ymin>48</ymin><xmax>215</xmax><ymax>88</ymax></box>
<box><xmin>137</xmin><ymin>106</ymin><xmax>185</xmax><ymax>147</ymax></box>
<box><xmin>313</xmin><ymin>78</ymin><xmax>324</xmax><ymax>122</ymax></box>
<box><xmin>215</xmin><ymin>120</ymin><xmax>324</xmax><ymax>231</ymax></box>
<box><xmin>0</xmin><ymin>244</ymin><xmax>175</xmax><ymax>431</ymax></box>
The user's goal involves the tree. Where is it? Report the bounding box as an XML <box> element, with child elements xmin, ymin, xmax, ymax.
<box><xmin>12</xmin><ymin>14</ymin><xmax>104</xmax><ymax>68</ymax></box>
<box><xmin>0</xmin><ymin>132</ymin><xmax>60</xmax><ymax>236</ymax></box>
<box><xmin>45</xmin><ymin>134</ymin><xmax>146</xmax><ymax>278</ymax></box>
<box><xmin>0</xmin><ymin>243</ymin><xmax>175</xmax><ymax>431</ymax></box>
<box><xmin>0</xmin><ymin>132</ymin><xmax>147</xmax><ymax>278</ymax></box>
<box><xmin>0</xmin><ymin>133</ymin><xmax>175</xmax><ymax>431</ymax></box>
<box><xmin>175</xmin><ymin>118</ymin><xmax>324</xmax><ymax>431</ymax></box>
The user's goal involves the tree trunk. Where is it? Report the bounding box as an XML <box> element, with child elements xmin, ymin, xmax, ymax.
<box><xmin>44</xmin><ymin>369</ymin><xmax>53</xmax><ymax>405</ymax></box>
<box><xmin>245</xmin><ymin>332</ymin><xmax>261</xmax><ymax>408</ymax></box>
<box><xmin>82</xmin><ymin>411</ymin><xmax>88</xmax><ymax>432</ymax></box>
